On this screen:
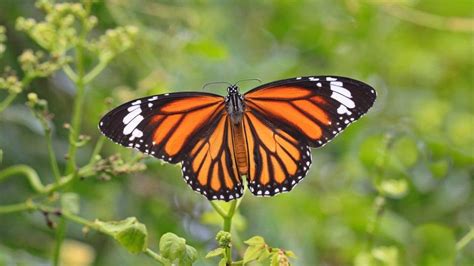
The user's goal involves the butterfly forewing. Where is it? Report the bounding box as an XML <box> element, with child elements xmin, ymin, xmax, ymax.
<box><xmin>244</xmin><ymin>76</ymin><xmax>376</xmax><ymax>147</ymax></box>
<box><xmin>99</xmin><ymin>92</ymin><xmax>225</xmax><ymax>163</ymax></box>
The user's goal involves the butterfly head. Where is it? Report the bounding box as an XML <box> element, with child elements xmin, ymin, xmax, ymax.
<box><xmin>227</xmin><ymin>84</ymin><xmax>239</xmax><ymax>95</ymax></box>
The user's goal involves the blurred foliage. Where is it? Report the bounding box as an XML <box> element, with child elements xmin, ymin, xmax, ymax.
<box><xmin>0</xmin><ymin>0</ymin><xmax>473</xmax><ymax>265</ymax></box>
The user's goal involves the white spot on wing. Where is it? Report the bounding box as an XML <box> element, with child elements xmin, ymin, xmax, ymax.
<box><xmin>123</xmin><ymin>108</ymin><xmax>142</xmax><ymax>124</ymax></box>
<box><xmin>309</xmin><ymin>77</ymin><xmax>319</xmax><ymax>81</ymax></box>
<box><xmin>123</xmin><ymin>115</ymin><xmax>144</xmax><ymax>135</ymax></box>
<box><xmin>326</xmin><ymin>77</ymin><xmax>337</xmax><ymax>81</ymax></box>
<box><xmin>131</xmin><ymin>100</ymin><xmax>141</xmax><ymax>105</ymax></box>
<box><xmin>330</xmin><ymin>84</ymin><xmax>352</xmax><ymax>98</ymax></box>
<box><xmin>127</xmin><ymin>105</ymin><xmax>140</xmax><ymax>112</ymax></box>
<box><xmin>337</xmin><ymin>105</ymin><xmax>352</xmax><ymax>115</ymax></box>
<box><xmin>129</xmin><ymin>128</ymin><xmax>143</xmax><ymax>141</ymax></box>
<box><xmin>331</xmin><ymin>92</ymin><xmax>355</xmax><ymax>108</ymax></box>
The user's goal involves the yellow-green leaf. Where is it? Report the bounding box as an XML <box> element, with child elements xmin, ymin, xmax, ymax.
<box><xmin>206</xmin><ymin>247</ymin><xmax>224</xmax><ymax>258</ymax></box>
<box><xmin>159</xmin><ymin>232</ymin><xmax>186</xmax><ymax>261</ymax></box>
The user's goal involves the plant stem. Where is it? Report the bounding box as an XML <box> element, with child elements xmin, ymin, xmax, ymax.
<box><xmin>209</xmin><ymin>200</ymin><xmax>238</xmax><ymax>266</ymax></box>
<box><xmin>53</xmin><ymin>217</ymin><xmax>67</xmax><ymax>266</ymax></box>
<box><xmin>456</xmin><ymin>227</ymin><xmax>474</xmax><ymax>251</ymax></box>
<box><xmin>0</xmin><ymin>201</ymin><xmax>33</xmax><ymax>214</ymax></box>
<box><xmin>0</xmin><ymin>165</ymin><xmax>45</xmax><ymax>193</ymax></box>
<box><xmin>63</xmin><ymin>64</ymin><xmax>77</xmax><ymax>82</ymax></box>
<box><xmin>45</xmin><ymin>127</ymin><xmax>61</xmax><ymax>182</ymax></box>
<box><xmin>84</xmin><ymin>59</ymin><xmax>109</xmax><ymax>84</ymax></box>
<box><xmin>144</xmin><ymin>249</ymin><xmax>170</xmax><ymax>265</ymax></box>
<box><xmin>0</xmin><ymin>164</ymin><xmax>78</xmax><ymax>195</ymax></box>
<box><xmin>65</xmin><ymin>37</ymin><xmax>86</xmax><ymax>175</ymax></box>
<box><xmin>210</xmin><ymin>201</ymin><xmax>227</xmax><ymax>218</ymax></box>
<box><xmin>223</xmin><ymin>200</ymin><xmax>237</xmax><ymax>232</ymax></box>
<box><xmin>88</xmin><ymin>135</ymin><xmax>105</xmax><ymax>164</ymax></box>
<box><xmin>367</xmin><ymin>195</ymin><xmax>385</xmax><ymax>250</ymax></box>
<box><xmin>0</xmin><ymin>93</ymin><xmax>17</xmax><ymax>113</ymax></box>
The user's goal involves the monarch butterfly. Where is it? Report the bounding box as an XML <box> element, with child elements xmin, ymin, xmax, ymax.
<box><xmin>99</xmin><ymin>76</ymin><xmax>376</xmax><ymax>201</ymax></box>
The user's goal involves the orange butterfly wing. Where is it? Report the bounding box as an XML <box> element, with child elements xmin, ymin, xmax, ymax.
<box><xmin>243</xmin><ymin>76</ymin><xmax>376</xmax><ymax>196</ymax></box>
<box><xmin>99</xmin><ymin>92</ymin><xmax>225</xmax><ymax>163</ymax></box>
<box><xmin>243</xmin><ymin>111</ymin><xmax>311</xmax><ymax>196</ymax></box>
<box><xmin>100</xmin><ymin>92</ymin><xmax>243</xmax><ymax>200</ymax></box>
<box><xmin>245</xmin><ymin>76</ymin><xmax>376</xmax><ymax>147</ymax></box>
<box><xmin>182</xmin><ymin>115</ymin><xmax>243</xmax><ymax>200</ymax></box>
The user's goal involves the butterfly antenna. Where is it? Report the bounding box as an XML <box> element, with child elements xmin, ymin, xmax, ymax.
<box><xmin>202</xmin><ymin>81</ymin><xmax>233</xmax><ymax>91</ymax></box>
<box><xmin>234</xmin><ymin>78</ymin><xmax>262</xmax><ymax>87</ymax></box>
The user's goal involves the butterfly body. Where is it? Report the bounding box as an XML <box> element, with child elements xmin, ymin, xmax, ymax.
<box><xmin>100</xmin><ymin>76</ymin><xmax>376</xmax><ymax>201</ymax></box>
<box><xmin>225</xmin><ymin>85</ymin><xmax>245</xmax><ymax>125</ymax></box>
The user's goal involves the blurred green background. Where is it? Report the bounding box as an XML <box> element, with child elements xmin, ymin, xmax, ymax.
<box><xmin>0</xmin><ymin>0</ymin><xmax>473</xmax><ymax>265</ymax></box>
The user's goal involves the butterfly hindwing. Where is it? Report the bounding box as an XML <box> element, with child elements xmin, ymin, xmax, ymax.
<box><xmin>243</xmin><ymin>111</ymin><xmax>312</xmax><ymax>196</ymax></box>
<box><xmin>182</xmin><ymin>115</ymin><xmax>244</xmax><ymax>201</ymax></box>
<box><xmin>99</xmin><ymin>92</ymin><xmax>225</xmax><ymax>163</ymax></box>
<box><xmin>244</xmin><ymin>76</ymin><xmax>376</xmax><ymax>148</ymax></box>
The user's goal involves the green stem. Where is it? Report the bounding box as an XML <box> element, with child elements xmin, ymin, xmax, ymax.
<box><xmin>210</xmin><ymin>201</ymin><xmax>227</xmax><ymax>218</ymax></box>
<box><xmin>0</xmin><ymin>164</ymin><xmax>77</xmax><ymax>195</ymax></box>
<box><xmin>53</xmin><ymin>217</ymin><xmax>67</xmax><ymax>266</ymax></box>
<box><xmin>63</xmin><ymin>64</ymin><xmax>77</xmax><ymax>82</ymax></box>
<box><xmin>0</xmin><ymin>201</ymin><xmax>33</xmax><ymax>214</ymax></box>
<box><xmin>0</xmin><ymin>165</ymin><xmax>45</xmax><ymax>193</ymax></box>
<box><xmin>45</xmin><ymin>127</ymin><xmax>61</xmax><ymax>182</ymax></box>
<box><xmin>65</xmin><ymin>37</ymin><xmax>86</xmax><ymax>175</ymax></box>
<box><xmin>144</xmin><ymin>249</ymin><xmax>170</xmax><ymax>265</ymax></box>
<box><xmin>0</xmin><ymin>93</ymin><xmax>17</xmax><ymax>113</ymax></box>
<box><xmin>88</xmin><ymin>135</ymin><xmax>105</xmax><ymax>164</ymax></box>
<box><xmin>83</xmin><ymin>59</ymin><xmax>109</xmax><ymax>84</ymax></box>
<box><xmin>223</xmin><ymin>200</ymin><xmax>237</xmax><ymax>232</ymax></box>
<box><xmin>210</xmin><ymin>200</ymin><xmax>238</xmax><ymax>266</ymax></box>
<box><xmin>367</xmin><ymin>195</ymin><xmax>385</xmax><ymax>250</ymax></box>
<box><xmin>456</xmin><ymin>227</ymin><xmax>474</xmax><ymax>251</ymax></box>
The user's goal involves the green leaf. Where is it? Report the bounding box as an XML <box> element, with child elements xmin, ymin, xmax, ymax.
<box><xmin>379</xmin><ymin>179</ymin><xmax>408</xmax><ymax>198</ymax></box>
<box><xmin>359</xmin><ymin>134</ymin><xmax>386</xmax><ymax>169</ymax></box>
<box><xmin>412</xmin><ymin>224</ymin><xmax>456</xmax><ymax>266</ymax></box>
<box><xmin>61</xmin><ymin>192</ymin><xmax>80</xmax><ymax>214</ymax></box>
<box><xmin>390</xmin><ymin>137</ymin><xmax>419</xmax><ymax>169</ymax></box>
<box><xmin>0</xmin><ymin>149</ymin><xmax>3</xmax><ymax>164</ymax></box>
<box><xmin>94</xmin><ymin>217</ymin><xmax>148</xmax><ymax>254</ymax></box>
<box><xmin>244</xmin><ymin>236</ymin><xmax>265</xmax><ymax>246</ymax></box>
<box><xmin>180</xmin><ymin>245</ymin><xmax>198</xmax><ymax>266</ymax></box>
<box><xmin>284</xmin><ymin>250</ymin><xmax>296</xmax><ymax>258</ymax></box>
<box><xmin>429</xmin><ymin>159</ymin><xmax>449</xmax><ymax>179</ymax></box>
<box><xmin>372</xmin><ymin>246</ymin><xmax>399</xmax><ymax>266</ymax></box>
<box><xmin>243</xmin><ymin>244</ymin><xmax>266</xmax><ymax>264</ymax></box>
<box><xmin>159</xmin><ymin>232</ymin><xmax>186</xmax><ymax>261</ymax></box>
<box><xmin>270</xmin><ymin>252</ymin><xmax>280</xmax><ymax>266</ymax></box>
<box><xmin>206</xmin><ymin>247</ymin><xmax>224</xmax><ymax>258</ymax></box>
<box><xmin>354</xmin><ymin>251</ymin><xmax>375</xmax><ymax>266</ymax></box>
<box><xmin>115</xmin><ymin>223</ymin><xmax>148</xmax><ymax>254</ymax></box>
<box><xmin>218</xmin><ymin>258</ymin><xmax>227</xmax><ymax>266</ymax></box>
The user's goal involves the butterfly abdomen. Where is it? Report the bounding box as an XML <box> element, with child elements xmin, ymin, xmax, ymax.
<box><xmin>231</xmin><ymin>122</ymin><xmax>248</xmax><ymax>175</ymax></box>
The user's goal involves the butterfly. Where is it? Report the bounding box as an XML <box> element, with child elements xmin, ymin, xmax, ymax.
<box><xmin>99</xmin><ymin>76</ymin><xmax>376</xmax><ymax>201</ymax></box>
